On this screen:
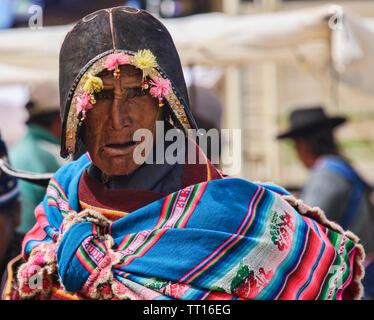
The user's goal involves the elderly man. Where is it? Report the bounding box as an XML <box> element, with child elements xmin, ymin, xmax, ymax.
<box><xmin>2</xmin><ymin>7</ymin><xmax>365</xmax><ymax>300</ymax></box>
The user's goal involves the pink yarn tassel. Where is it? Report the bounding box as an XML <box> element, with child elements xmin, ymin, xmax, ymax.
<box><xmin>76</xmin><ymin>92</ymin><xmax>93</xmax><ymax>114</ymax></box>
<box><xmin>149</xmin><ymin>76</ymin><xmax>172</xmax><ymax>98</ymax></box>
<box><xmin>105</xmin><ymin>52</ymin><xmax>130</xmax><ymax>71</ymax></box>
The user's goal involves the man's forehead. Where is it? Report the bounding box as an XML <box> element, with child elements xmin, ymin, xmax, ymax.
<box><xmin>101</xmin><ymin>65</ymin><xmax>143</xmax><ymax>86</ymax></box>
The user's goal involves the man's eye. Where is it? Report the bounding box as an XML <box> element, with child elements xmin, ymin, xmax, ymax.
<box><xmin>96</xmin><ymin>91</ymin><xmax>114</xmax><ymax>100</ymax></box>
<box><xmin>127</xmin><ymin>87</ymin><xmax>147</xmax><ymax>99</ymax></box>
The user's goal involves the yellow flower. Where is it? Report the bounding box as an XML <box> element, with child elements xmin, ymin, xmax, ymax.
<box><xmin>83</xmin><ymin>76</ymin><xmax>103</xmax><ymax>93</ymax></box>
<box><xmin>133</xmin><ymin>49</ymin><xmax>158</xmax><ymax>76</ymax></box>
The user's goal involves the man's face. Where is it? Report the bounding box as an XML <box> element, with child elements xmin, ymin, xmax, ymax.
<box><xmin>294</xmin><ymin>137</ymin><xmax>315</xmax><ymax>169</ymax></box>
<box><xmin>82</xmin><ymin>65</ymin><xmax>162</xmax><ymax>176</ymax></box>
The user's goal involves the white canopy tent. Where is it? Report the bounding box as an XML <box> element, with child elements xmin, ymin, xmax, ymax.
<box><xmin>0</xmin><ymin>4</ymin><xmax>373</xmax><ymax>94</ymax></box>
<box><xmin>0</xmin><ymin>3</ymin><xmax>373</xmax><ymax>178</ymax></box>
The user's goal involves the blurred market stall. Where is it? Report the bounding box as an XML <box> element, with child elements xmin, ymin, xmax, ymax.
<box><xmin>1</xmin><ymin>3</ymin><xmax>374</xmax><ymax>186</ymax></box>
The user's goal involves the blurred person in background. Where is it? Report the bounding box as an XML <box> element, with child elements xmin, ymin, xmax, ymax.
<box><xmin>0</xmin><ymin>132</ymin><xmax>23</xmax><ymax>282</ymax></box>
<box><xmin>277</xmin><ymin>106</ymin><xmax>374</xmax><ymax>299</ymax></box>
<box><xmin>9</xmin><ymin>81</ymin><xmax>66</xmax><ymax>234</ymax></box>
<box><xmin>188</xmin><ymin>84</ymin><xmax>223</xmax><ymax>162</ymax></box>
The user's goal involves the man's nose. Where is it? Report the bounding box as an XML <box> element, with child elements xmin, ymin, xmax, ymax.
<box><xmin>109</xmin><ymin>95</ymin><xmax>130</xmax><ymax>130</ymax></box>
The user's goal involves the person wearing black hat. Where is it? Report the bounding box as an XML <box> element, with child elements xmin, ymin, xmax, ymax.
<box><xmin>1</xmin><ymin>8</ymin><xmax>366</xmax><ymax>301</ymax></box>
<box><xmin>277</xmin><ymin>106</ymin><xmax>374</xmax><ymax>299</ymax></box>
<box><xmin>277</xmin><ymin>107</ymin><xmax>346</xmax><ymax>167</ymax></box>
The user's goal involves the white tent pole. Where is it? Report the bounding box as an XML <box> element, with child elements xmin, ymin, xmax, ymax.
<box><xmin>262</xmin><ymin>62</ymin><xmax>280</xmax><ymax>182</ymax></box>
<box><xmin>261</xmin><ymin>0</ymin><xmax>281</xmax><ymax>182</ymax></box>
<box><xmin>222</xmin><ymin>0</ymin><xmax>243</xmax><ymax>177</ymax></box>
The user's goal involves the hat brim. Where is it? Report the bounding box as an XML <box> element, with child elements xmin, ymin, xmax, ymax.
<box><xmin>276</xmin><ymin>117</ymin><xmax>346</xmax><ymax>140</ymax></box>
<box><xmin>0</xmin><ymin>159</ymin><xmax>52</xmax><ymax>187</ymax></box>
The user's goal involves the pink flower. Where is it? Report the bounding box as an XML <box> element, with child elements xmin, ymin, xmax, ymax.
<box><xmin>105</xmin><ymin>52</ymin><xmax>130</xmax><ymax>71</ymax></box>
<box><xmin>149</xmin><ymin>76</ymin><xmax>172</xmax><ymax>98</ymax></box>
<box><xmin>76</xmin><ymin>92</ymin><xmax>93</xmax><ymax>114</ymax></box>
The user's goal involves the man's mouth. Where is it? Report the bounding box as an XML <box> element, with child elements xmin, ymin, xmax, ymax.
<box><xmin>103</xmin><ymin>141</ymin><xmax>137</xmax><ymax>156</ymax></box>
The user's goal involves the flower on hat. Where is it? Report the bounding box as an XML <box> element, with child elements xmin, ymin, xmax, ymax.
<box><xmin>105</xmin><ymin>53</ymin><xmax>130</xmax><ymax>71</ymax></box>
<box><xmin>149</xmin><ymin>76</ymin><xmax>172</xmax><ymax>98</ymax></box>
<box><xmin>83</xmin><ymin>76</ymin><xmax>104</xmax><ymax>93</ymax></box>
<box><xmin>133</xmin><ymin>49</ymin><xmax>158</xmax><ymax>77</ymax></box>
<box><xmin>76</xmin><ymin>92</ymin><xmax>94</xmax><ymax>114</ymax></box>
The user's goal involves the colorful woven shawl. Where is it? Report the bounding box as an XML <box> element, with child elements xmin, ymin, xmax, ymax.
<box><xmin>13</xmin><ymin>154</ymin><xmax>364</xmax><ymax>300</ymax></box>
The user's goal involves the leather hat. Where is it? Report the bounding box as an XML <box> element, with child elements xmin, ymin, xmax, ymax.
<box><xmin>277</xmin><ymin>106</ymin><xmax>346</xmax><ymax>139</ymax></box>
<box><xmin>59</xmin><ymin>6</ymin><xmax>198</xmax><ymax>158</ymax></box>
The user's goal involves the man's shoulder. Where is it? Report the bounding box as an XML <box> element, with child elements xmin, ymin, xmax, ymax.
<box><xmin>51</xmin><ymin>153</ymin><xmax>91</xmax><ymax>182</ymax></box>
<box><xmin>308</xmin><ymin>164</ymin><xmax>352</xmax><ymax>191</ymax></box>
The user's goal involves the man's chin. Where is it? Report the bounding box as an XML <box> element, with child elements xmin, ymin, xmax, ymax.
<box><xmin>96</xmin><ymin>157</ymin><xmax>143</xmax><ymax>177</ymax></box>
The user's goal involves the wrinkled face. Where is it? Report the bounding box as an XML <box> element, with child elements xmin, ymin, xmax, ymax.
<box><xmin>82</xmin><ymin>65</ymin><xmax>163</xmax><ymax>176</ymax></box>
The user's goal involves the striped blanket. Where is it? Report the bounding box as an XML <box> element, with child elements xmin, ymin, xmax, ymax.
<box><xmin>10</xmin><ymin>154</ymin><xmax>365</xmax><ymax>300</ymax></box>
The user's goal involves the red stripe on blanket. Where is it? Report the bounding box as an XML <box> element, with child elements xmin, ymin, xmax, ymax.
<box><xmin>205</xmin><ymin>290</ymin><xmax>235</xmax><ymax>300</ymax></box>
<box><xmin>118</xmin><ymin>228</ymin><xmax>169</xmax><ymax>266</ymax></box>
<box><xmin>299</xmin><ymin>221</ymin><xmax>337</xmax><ymax>300</ymax></box>
<box><xmin>278</xmin><ymin>218</ymin><xmax>333</xmax><ymax>299</ymax></box>
<box><xmin>177</xmin><ymin>182</ymin><xmax>208</xmax><ymax>229</ymax></box>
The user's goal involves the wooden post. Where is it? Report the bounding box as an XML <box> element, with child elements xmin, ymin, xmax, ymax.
<box><xmin>262</xmin><ymin>62</ymin><xmax>280</xmax><ymax>181</ymax></box>
<box><xmin>261</xmin><ymin>0</ymin><xmax>281</xmax><ymax>182</ymax></box>
<box><xmin>222</xmin><ymin>66</ymin><xmax>242</xmax><ymax>177</ymax></box>
<box><xmin>221</xmin><ymin>0</ymin><xmax>242</xmax><ymax>177</ymax></box>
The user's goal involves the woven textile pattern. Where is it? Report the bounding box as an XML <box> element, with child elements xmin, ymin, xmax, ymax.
<box><xmin>19</xmin><ymin>154</ymin><xmax>364</xmax><ymax>300</ymax></box>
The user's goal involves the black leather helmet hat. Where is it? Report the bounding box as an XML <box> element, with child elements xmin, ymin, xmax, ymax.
<box><xmin>59</xmin><ymin>6</ymin><xmax>198</xmax><ymax>158</ymax></box>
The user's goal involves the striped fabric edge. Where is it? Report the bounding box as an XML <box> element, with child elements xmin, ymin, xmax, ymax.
<box><xmin>50</xmin><ymin>286</ymin><xmax>85</xmax><ymax>300</ymax></box>
<box><xmin>46</xmin><ymin>178</ymin><xmax>73</xmax><ymax>215</ymax></box>
<box><xmin>280</xmin><ymin>218</ymin><xmax>336</xmax><ymax>300</ymax></box>
<box><xmin>318</xmin><ymin>230</ymin><xmax>356</xmax><ymax>300</ymax></box>
<box><xmin>281</xmin><ymin>195</ymin><xmax>366</xmax><ymax>300</ymax></box>
<box><xmin>79</xmin><ymin>200</ymin><xmax>130</xmax><ymax>220</ymax></box>
<box><xmin>296</xmin><ymin>220</ymin><xmax>335</xmax><ymax>299</ymax></box>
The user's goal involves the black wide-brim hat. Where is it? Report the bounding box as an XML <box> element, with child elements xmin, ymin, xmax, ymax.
<box><xmin>276</xmin><ymin>106</ymin><xmax>346</xmax><ymax>140</ymax></box>
<box><xmin>59</xmin><ymin>6</ymin><xmax>198</xmax><ymax>158</ymax></box>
